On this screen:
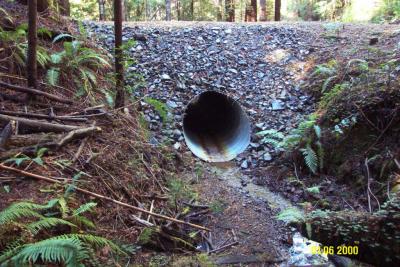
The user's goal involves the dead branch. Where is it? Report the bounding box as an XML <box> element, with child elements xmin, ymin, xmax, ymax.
<box><xmin>0</xmin><ymin>127</ymin><xmax>101</xmax><ymax>160</ymax></box>
<box><xmin>0</xmin><ymin>122</ymin><xmax>13</xmax><ymax>149</ymax></box>
<box><xmin>0</xmin><ymin>81</ymin><xmax>73</xmax><ymax>104</ymax></box>
<box><xmin>0</xmin><ymin>163</ymin><xmax>210</xmax><ymax>231</ymax></box>
<box><xmin>208</xmin><ymin>241</ymin><xmax>239</xmax><ymax>254</ymax></box>
<box><xmin>7</xmin><ymin>133</ymin><xmax>61</xmax><ymax>147</ymax></box>
<box><xmin>0</xmin><ymin>114</ymin><xmax>80</xmax><ymax>133</ymax></box>
<box><xmin>73</xmin><ymin>137</ymin><xmax>87</xmax><ymax>162</ymax></box>
<box><xmin>0</xmin><ymin>110</ymin><xmax>88</xmax><ymax>122</ymax></box>
<box><xmin>56</xmin><ymin>126</ymin><xmax>101</xmax><ymax>146</ymax></box>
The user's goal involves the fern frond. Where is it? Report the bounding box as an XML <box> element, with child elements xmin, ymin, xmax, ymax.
<box><xmin>71</xmin><ymin>215</ymin><xmax>95</xmax><ymax>229</ymax></box>
<box><xmin>321</xmin><ymin>75</ymin><xmax>337</xmax><ymax>92</ymax></box>
<box><xmin>144</xmin><ymin>97</ymin><xmax>170</xmax><ymax>123</ymax></box>
<box><xmin>73</xmin><ymin>202</ymin><xmax>97</xmax><ymax>216</ymax></box>
<box><xmin>301</xmin><ymin>145</ymin><xmax>318</xmax><ymax>174</ymax></box>
<box><xmin>58</xmin><ymin>197</ymin><xmax>69</xmax><ymax>218</ymax></box>
<box><xmin>0</xmin><ymin>201</ymin><xmax>51</xmax><ymax>225</ymax></box>
<box><xmin>0</xmin><ymin>240</ymin><xmax>23</xmax><ymax>264</ymax></box>
<box><xmin>261</xmin><ymin>138</ymin><xmax>281</xmax><ymax>148</ymax></box>
<box><xmin>47</xmin><ymin>68</ymin><xmax>60</xmax><ymax>86</ymax></box>
<box><xmin>5</xmin><ymin>238</ymin><xmax>87</xmax><ymax>267</ymax></box>
<box><xmin>256</xmin><ymin>129</ymin><xmax>284</xmax><ymax>139</ymax></box>
<box><xmin>50</xmin><ymin>234</ymin><xmax>126</xmax><ymax>255</ymax></box>
<box><xmin>26</xmin><ymin>218</ymin><xmax>76</xmax><ymax>235</ymax></box>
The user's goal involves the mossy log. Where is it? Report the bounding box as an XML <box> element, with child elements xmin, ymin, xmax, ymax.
<box><xmin>298</xmin><ymin>196</ymin><xmax>400</xmax><ymax>266</ymax></box>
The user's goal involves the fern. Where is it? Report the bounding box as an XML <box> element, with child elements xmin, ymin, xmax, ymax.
<box><xmin>2</xmin><ymin>238</ymin><xmax>87</xmax><ymax>267</ymax></box>
<box><xmin>72</xmin><ymin>202</ymin><xmax>97</xmax><ymax>216</ymax></box>
<box><xmin>47</xmin><ymin>68</ymin><xmax>60</xmax><ymax>86</ymax></box>
<box><xmin>49</xmin><ymin>234</ymin><xmax>126</xmax><ymax>255</ymax></box>
<box><xmin>0</xmin><ymin>202</ymin><xmax>52</xmax><ymax>225</ymax></box>
<box><xmin>27</xmin><ymin>218</ymin><xmax>76</xmax><ymax>235</ymax></box>
<box><xmin>321</xmin><ymin>75</ymin><xmax>337</xmax><ymax>92</ymax></box>
<box><xmin>301</xmin><ymin>144</ymin><xmax>318</xmax><ymax>174</ymax></box>
<box><xmin>256</xmin><ymin>129</ymin><xmax>284</xmax><ymax>148</ymax></box>
<box><xmin>144</xmin><ymin>97</ymin><xmax>170</xmax><ymax>123</ymax></box>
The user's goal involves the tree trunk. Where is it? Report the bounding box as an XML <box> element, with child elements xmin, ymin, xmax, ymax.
<box><xmin>114</xmin><ymin>0</ymin><xmax>124</xmax><ymax>108</ymax></box>
<box><xmin>27</xmin><ymin>0</ymin><xmax>38</xmax><ymax>93</ymax></box>
<box><xmin>98</xmin><ymin>0</ymin><xmax>106</xmax><ymax>20</ymax></box>
<box><xmin>298</xmin><ymin>196</ymin><xmax>400</xmax><ymax>267</ymax></box>
<box><xmin>216</xmin><ymin>0</ymin><xmax>223</xmax><ymax>21</ymax></box>
<box><xmin>190</xmin><ymin>0</ymin><xmax>194</xmax><ymax>20</ymax></box>
<box><xmin>225</xmin><ymin>0</ymin><xmax>235</xmax><ymax>22</ymax></box>
<box><xmin>259</xmin><ymin>0</ymin><xmax>266</xmax><ymax>21</ymax></box>
<box><xmin>176</xmin><ymin>0</ymin><xmax>181</xmax><ymax>20</ymax></box>
<box><xmin>36</xmin><ymin>0</ymin><xmax>49</xmax><ymax>12</ymax></box>
<box><xmin>17</xmin><ymin>0</ymin><xmax>49</xmax><ymax>12</ymax></box>
<box><xmin>274</xmin><ymin>0</ymin><xmax>281</xmax><ymax>21</ymax></box>
<box><xmin>165</xmin><ymin>0</ymin><xmax>171</xmax><ymax>20</ymax></box>
<box><xmin>245</xmin><ymin>0</ymin><xmax>257</xmax><ymax>22</ymax></box>
<box><xmin>58</xmin><ymin>0</ymin><xmax>70</xmax><ymax>16</ymax></box>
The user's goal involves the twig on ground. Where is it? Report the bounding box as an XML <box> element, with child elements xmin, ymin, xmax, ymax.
<box><xmin>0</xmin><ymin>163</ymin><xmax>210</xmax><ymax>231</ymax></box>
<box><xmin>0</xmin><ymin>110</ymin><xmax>88</xmax><ymax>122</ymax></box>
<box><xmin>0</xmin><ymin>114</ymin><xmax>80</xmax><ymax>133</ymax></box>
<box><xmin>0</xmin><ymin>81</ymin><xmax>73</xmax><ymax>104</ymax></box>
<box><xmin>208</xmin><ymin>241</ymin><xmax>239</xmax><ymax>254</ymax></box>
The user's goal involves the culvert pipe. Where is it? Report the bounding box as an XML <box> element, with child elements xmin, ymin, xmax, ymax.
<box><xmin>183</xmin><ymin>91</ymin><xmax>251</xmax><ymax>162</ymax></box>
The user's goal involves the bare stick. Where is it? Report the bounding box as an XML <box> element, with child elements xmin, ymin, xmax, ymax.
<box><xmin>0</xmin><ymin>114</ymin><xmax>80</xmax><ymax>133</ymax></box>
<box><xmin>0</xmin><ymin>81</ymin><xmax>72</xmax><ymax>104</ymax></box>
<box><xmin>73</xmin><ymin>137</ymin><xmax>87</xmax><ymax>163</ymax></box>
<box><xmin>0</xmin><ymin>164</ymin><xmax>210</xmax><ymax>231</ymax></box>
<box><xmin>208</xmin><ymin>241</ymin><xmax>239</xmax><ymax>254</ymax></box>
<box><xmin>0</xmin><ymin>110</ymin><xmax>87</xmax><ymax>122</ymax></box>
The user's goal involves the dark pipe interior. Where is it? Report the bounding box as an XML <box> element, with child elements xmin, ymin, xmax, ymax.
<box><xmin>183</xmin><ymin>91</ymin><xmax>250</xmax><ymax>162</ymax></box>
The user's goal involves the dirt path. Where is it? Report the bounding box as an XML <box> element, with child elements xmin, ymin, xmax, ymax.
<box><xmin>193</xmin><ymin>162</ymin><xmax>295</xmax><ymax>266</ymax></box>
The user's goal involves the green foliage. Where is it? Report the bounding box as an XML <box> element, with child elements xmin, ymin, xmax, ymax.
<box><xmin>0</xmin><ymin>24</ymin><xmax>49</xmax><ymax>72</ymax></box>
<box><xmin>209</xmin><ymin>200</ymin><xmax>225</xmax><ymax>214</ymax></box>
<box><xmin>372</xmin><ymin>0</ymin><xmax>400</xmax><ymax>22</ymax></box>
<box><xmin>301</xmin><ymin>144</ymin><xmax>318</xmax><ymax>174</ymax></box>
<box><xmin>258</xmin><ymin>114</ymin><xmax>325</xmax><ymax>174</ymax></box>
<box><xmin>319</xmin><ymin>83</ymin><xmax>349</xmax><ymax>109</ymax></box>
<box><xmin>256</xmin><ymin>129</ymin><xmax>285</xmax><ymax>148</ymax></box>
<box><xmin>282</xmin><ymin>113</ymin><xmax>318</xmax><ymax>149</ymax></box>
<box><xmin>306</xmin><ymin>186</ymin><xmax>321</xmax><ymax>195</ymax></box>
<box><xmin>5</xmin><ymin>147</ymin><xmax>48</xmax><ymax>167</ymax></box>
<box><xmin>144</xmin><ymin>97</ymin><xmax>170</xmax><ymax>123</ymax></box>
<box><xmin>0</xmin><ymin>201</ymin><xmax>51</xmax><ymax>225</ymax></box>
<box><xmin>0</xmin><ymin>198</ymin><xmax>124</xmax><ymax>267</ymax></box>
<box><xmin>47</xmin><ymin>35</ymin><xmax>111</xmax><ymax>97</ymax></box>
<box><xmin>276</xmin><ymin>208</ymin><xmax>305</xmax><ymax>224</ymax></box>
<box><xmin>167</xmin><ymin>178</ymin><xmax>196</xmax><ymax>208</ymax></box>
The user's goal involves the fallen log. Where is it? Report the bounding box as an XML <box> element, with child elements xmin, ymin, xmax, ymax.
<box><xmin>298</xmin><ymin>196</ymin><xmax>400</xmax><ymax>267</ymax></box>
<box><xmin>0</xmin><ymin>81</ymin><xmax>72</xmax><ymax>104</ymax></box>
<box><xmin>0</xmin><ymin>110</ymin><xmax>88</xmax><ymax>122</ymax></box>
<box><xmin>0</xmin><ymin>164</ymin><xmax>210</xmax><ymax>231</ymax></box>
<box><xmin>0</xmin><ymin>126</ymin><xmax>101</xmax><ymax>160</ymax></box>
<box><xmin>7</xmin><ymin>133</ymin><xmax>61</xmax><ymax>147</ymax></box>
<box><xmin>0</xmin><ymin>114</ymin><xmax>80</xmax><ymax>133</ymax></box>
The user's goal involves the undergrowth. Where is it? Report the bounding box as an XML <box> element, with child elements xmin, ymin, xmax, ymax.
<box><xmin>0</xmin><ymin>197</ymin><xmax>127</xmax><ymax>266</ymax></box>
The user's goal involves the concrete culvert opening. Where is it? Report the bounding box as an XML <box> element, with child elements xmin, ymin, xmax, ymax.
<box><xmin>183</xmin><ymin>91</ymin><xmax>251</xmax><ymax>162</ymax></box>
